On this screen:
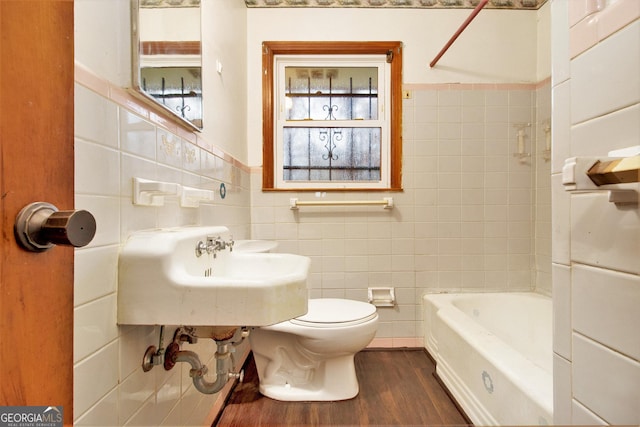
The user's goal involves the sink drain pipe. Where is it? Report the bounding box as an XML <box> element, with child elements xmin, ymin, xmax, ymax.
<box><xmin>154</xmin><ymin>327</ymin><xmax>248</xmax><ymax>395</ymax></box>
<box><xmin>173</xmin><ymin>342</ymin><xmax>243</xmax><ymax>394</ymax></box>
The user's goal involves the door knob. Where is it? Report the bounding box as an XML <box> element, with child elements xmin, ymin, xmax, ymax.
<box><xmin>14</xmin><ymin>202</ymin><xmax>97</xmax><ymax>252</ymax></box>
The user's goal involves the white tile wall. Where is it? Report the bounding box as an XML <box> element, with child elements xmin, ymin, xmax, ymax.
<box><xmin>535</xmin><ymin>83</ymin><xmax>552</xmax><ymax>296</ymax></box>
<box><xmin>553</xmin><ymin>353</ymin><xmax>572</xmax><ymax>425</ymax></box>
<box><xmin>571</xmin><ymin>400</ymin><xmax>608</xmax><ymax>425</ymax></box>
<box><xmin>74</xmin><ymin>341</ymin><xmax>119</xmax><ymax>418</ymax></box>
<box><xmin>552</xmin><ymin>263</ymin><xmax>571</xmax><ymax>359</ymax></box>
<box><xmin>573</xmin><ymin>333</ymin><xmax>640</xmax><ymax>425</ymax></box>
<box><xmin>570</xmin><ymin>192</ymin><xmax>640</xmax><ymax>274</ymax></box>
<box><xmin>552</xmin><ymin>2</ymin><xmax>640</xmax><ymax>424</ymax></box>
<box><xmin>573</xmin><ymin>264</ymin><xmax>640</xmax><ymax>360</ymax></box>
<box><xmin>572</xmin><ymin>104</ymin><xmax>640</xmax><ymax>157</ymax></box>
<box><xmin>251</xmin><ymin>82</ymin><xmax>551</xmax><ymax>342</ymax></box>
<box><xmin>550</xmin><ymin>0</ymin><xmax>570</xmax><ymax>86</ymax></box>
<box><xmin>550</xmin><ymin>80</ymin><xmax>572</xmax><ymax>175</ymax></box>
<box><xmin>550</xmin><ymin>173</ymin><xmax>571</xmax><ymax>264</ymax></box>
<box><xmin>570</xmin><ymin>21</ymin><xmax>640</xmax><ymax>125</ymax></box>
<box><xmin>73</xmin><ymin>82</ymin><xmax>251</xmax><ymax>425</ymax></box>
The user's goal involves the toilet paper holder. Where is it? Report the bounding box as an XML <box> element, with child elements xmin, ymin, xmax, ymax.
<box><xmin>368</xmin><ymin>287</ymin><xmax>396</xmax><ymax>307</ymax></box>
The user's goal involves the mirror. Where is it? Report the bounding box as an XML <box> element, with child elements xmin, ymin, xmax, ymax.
<box><xmin>131</xmin><ymin>0</ymin><xmax>203</xmax><ymax>131</ymax></box>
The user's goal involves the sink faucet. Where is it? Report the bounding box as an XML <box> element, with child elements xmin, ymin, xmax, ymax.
<box><xmin>196</xmin><ymin>235</ymin><xmax>234</xmax><ymax>258</ymax></box>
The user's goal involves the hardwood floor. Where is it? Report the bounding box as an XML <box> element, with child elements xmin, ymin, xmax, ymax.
<box><xmin>215</xmin><ymin>349</ymin><xmax>472</xmax><ymax>426</ymax></box>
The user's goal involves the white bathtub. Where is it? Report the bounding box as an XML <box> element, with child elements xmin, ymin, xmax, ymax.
<box><xmin>423</xmin><ymin>292</ymin><xmax>553</xmax><ymax>426</ymax></box>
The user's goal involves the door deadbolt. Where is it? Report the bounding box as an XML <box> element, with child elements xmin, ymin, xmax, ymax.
<box><xmin>14</xmin><ymin>202</ymin><xmax>97</xmax><ymax>252</ymax></box>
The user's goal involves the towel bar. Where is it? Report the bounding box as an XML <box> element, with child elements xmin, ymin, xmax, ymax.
<box><xmin>290</xmin><ymin>197</ymin><xmax>394</xmax><ymax>210</ymax></box>
<box><xmin>586</xmin><ymin>156</ymin><xmax>640</xmax><ymax>186</ymax></box>
<box><xmin>562</xmin><ymin>147</ymin><xmax>639</xmax><ymax>204</ymax></box>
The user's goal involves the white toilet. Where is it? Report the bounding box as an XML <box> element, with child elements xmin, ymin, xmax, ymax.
<box><xmin>249</xmin><ymin>298</ymin><xmax>379</xmax><ymax>402</ymax></box>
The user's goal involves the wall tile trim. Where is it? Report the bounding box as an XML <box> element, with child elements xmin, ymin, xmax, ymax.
<box><xmin>403</xmin><ymin>79</ymin><xmax>550</xmax><ymax>91</ymax></box>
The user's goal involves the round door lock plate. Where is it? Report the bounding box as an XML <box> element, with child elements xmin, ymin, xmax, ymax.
<box><xmin>14</xmin><ymin>202</ymin><xmax>58</xmax><ymax>252</ymax></box>
<box><xmin>14</xmin><ymin>202</ymin><xmax>96</xmax><ymax>252</ymax></box>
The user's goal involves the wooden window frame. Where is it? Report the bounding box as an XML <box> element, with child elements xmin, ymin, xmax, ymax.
<box><xmin>262</xmin><ymin>41</ymin><xmax>403</xmax><ymax>191</ymax></box>
<box><xmin>141</xmin><ymin>41</ymin><xmax>201</xmax><ymax>55</ymax></box>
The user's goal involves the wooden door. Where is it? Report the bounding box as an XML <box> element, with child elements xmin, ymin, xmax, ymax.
<box><xmin>1</xmin><ymin>1</ymin><xmax>75</xmax><ymax>425</ymax></box>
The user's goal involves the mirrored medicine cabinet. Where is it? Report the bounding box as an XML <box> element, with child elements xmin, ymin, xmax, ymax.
<box><xmin>131</xmin><ymin>0</ymin><xmax>203</xmax><ymax>131</ymax></box>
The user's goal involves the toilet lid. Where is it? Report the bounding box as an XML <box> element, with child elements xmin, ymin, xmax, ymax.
<box><xmin>291</xmin><ymin>298</ymin><xmax>377</xmax><ymax>327</ymax></box>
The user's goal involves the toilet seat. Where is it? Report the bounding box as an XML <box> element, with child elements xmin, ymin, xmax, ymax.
<box><xmin>290</xmin><ymin>298</ymin><xmax>377</xmax><ymax>328</ymax></box>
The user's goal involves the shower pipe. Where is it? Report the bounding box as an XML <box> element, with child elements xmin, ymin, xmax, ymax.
<box><xmin>430</xmin><ymin>0</ymin><xmax>489</xmax><ymax>68</ymax></box>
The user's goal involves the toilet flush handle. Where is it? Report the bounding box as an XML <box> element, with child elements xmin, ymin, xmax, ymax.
<box><xmin>14</xmin><ymin>202</ymin><xmax>97</xmax><ymax>252</ymax></box>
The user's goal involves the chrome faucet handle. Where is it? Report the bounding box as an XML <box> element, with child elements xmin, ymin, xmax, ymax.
<box><xmin>195</xmin><ymin>239</ymin><xmax>208</xmax><ymax>257</ymax></box>
<box><xmin>216</xmin><ymin>237</ymin><xmax>227</xmax><ymax>251</ymax></box>
<box><xmin>209</xmin><ymin>235</ymin><xmax>224</xmax><ymax>258</ymax></box>
<box><xmin>196</xmin><ymin>235</ymin><xmax>222</xmax><ymax>258</ymax></box>
<box><xmin>195</xmin><ymin>235</ymin><xmax>233</xmax><ymax>258</ymax></box>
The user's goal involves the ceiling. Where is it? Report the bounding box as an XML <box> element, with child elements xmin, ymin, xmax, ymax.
<box><xmin>245</xmin><ymin>0</ymin><xmax>547</xmax><ymax>9</ymax></box>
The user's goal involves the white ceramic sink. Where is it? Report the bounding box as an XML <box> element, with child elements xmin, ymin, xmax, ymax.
<box><xmin>233</xmin><ymin>239</ymin><xmax>278</xmax><ymax>253</ymax></box>
<box><xmin>117</xmin><ymin>226</ymin><xmax>309</xmax><ymax>327</ymax></box>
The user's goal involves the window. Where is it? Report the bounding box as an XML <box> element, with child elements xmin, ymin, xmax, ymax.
<box><xmin>262</xmin><ymin>41</ymin><xmax>403</xmax><ymax>191</ymax></box>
